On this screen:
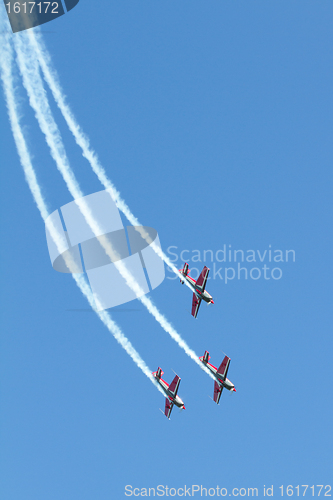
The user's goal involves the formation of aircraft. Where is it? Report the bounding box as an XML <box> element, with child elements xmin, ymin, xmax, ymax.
<box><xmin>179</xmin><ymin>263</ymin><xmax>214</xmax><ymax>318</ymax></box>
<box><xmin>154</xmin><ymin>263</ymin><xmax>236</xmax><ymax>418</ymax></box>
<box><xmin>152</xmin><ymin>368</ymin><xmax>185</xmax><ymax>419</ymax></box>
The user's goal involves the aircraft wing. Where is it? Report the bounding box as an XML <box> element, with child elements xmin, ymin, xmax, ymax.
<box><xmin>217</xmin><ymin>356</ymin><xmax>230</xmax><ymax>380</ymax></box>
<box><xmin>214</xmin><ymin>381</ymin><xmax>223</xmax><ymax>404</ymax></box>
<box><xmin>196</xmin><ymin>266</ymin><xmax>209</xmax><ymax>291</ymax></box>
<box><xmin>191</xmin><ymin>293</ymin><xmax>202</xmax><ymax>318</ymax></box>
<box><xmin>168</xmin><ymin>375</ymin><xmax>181</xmax><ymax>397</ymax></box>
<box><xmin>165</xmin><ymin>398</ymin><xmax>174</xmax><ymax>419</ymax></box>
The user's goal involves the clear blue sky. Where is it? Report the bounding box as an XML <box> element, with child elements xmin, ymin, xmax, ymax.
<box><xmin>1</xmin><ymin>1</ymin><xmax>332</xmax><ymax>499</ymax></box>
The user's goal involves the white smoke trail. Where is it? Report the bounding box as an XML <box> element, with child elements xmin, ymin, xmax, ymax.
<box><xmin>0</xmin><ymin>22</ymin><xmax>164</xmax><ymax>395</ymax></box>
<box><xmin>26</xmin><ymin>29</ymin><xmax>194</xmax><ymax>292</ymax></box>
<box><xmin>12</xmin><ymin>30</ymin><xmax>214</xmax><ymax>379</ymax></box>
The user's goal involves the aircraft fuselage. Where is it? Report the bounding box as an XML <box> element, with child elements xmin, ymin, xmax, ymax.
<box><xmin>203</xmin><ymin>361</ymin><xmax>235</xmax><ymax>392</ymax></box>
<box><xmin>182</xmin><ymin>274</ymin><xmax>213</xmax><ymax>304</ymax></box>
<box><xmin>155</xmin><ymin>377</ymin><xmax>185</xmax><ymax>408</ymax></box>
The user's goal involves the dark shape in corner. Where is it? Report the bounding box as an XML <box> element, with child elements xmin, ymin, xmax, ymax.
<box><xmin>3</xmin><ymin>0</ymin><xmax>80</xmax><ymax>33</ymax></box>
<box><xmin>64</xmin><ymin>0</ymin><xmax>80</xmax><ymax>12</ymax></box>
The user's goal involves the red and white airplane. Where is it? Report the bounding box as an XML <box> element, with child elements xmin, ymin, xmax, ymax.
<box><xmin>179</xmin><ymin>263</ymin><xmax>214</xmax><ymax>318</ymax></box>
<box><xmin>152</xmin><ymin>368</ymin><xmax>185</xmax><ymax>419</ymax></box>
<box><xmin>199</xmin><ymin>351</ymin><xmax>236</xmax><ymax>404</ymax></box>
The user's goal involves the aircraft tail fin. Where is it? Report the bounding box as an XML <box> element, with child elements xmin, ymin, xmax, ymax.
<box><xmin>180</xmin><ymin>262</ymin><xmax>189</xmax><ymax>284</ymax></box>
<box><xmin>201</xmin><ymin>350</ymin><xmax>210</xmax><ymax>363</ymax></box>
<box><xmin>153</xmin><ymin>367</ymin><xmax>164</xmax><ymax>380</ymax></box>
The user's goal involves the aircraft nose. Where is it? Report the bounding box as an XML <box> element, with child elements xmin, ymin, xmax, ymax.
<box><xmin>233</xmin><ymin>388</ymin><xmax>236</xmax><ymax>392</ymax></box>
<box><xmin>211</xmin><ymin>300</ymin><xmax>214</xmax><ymax>304</ymax></box>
